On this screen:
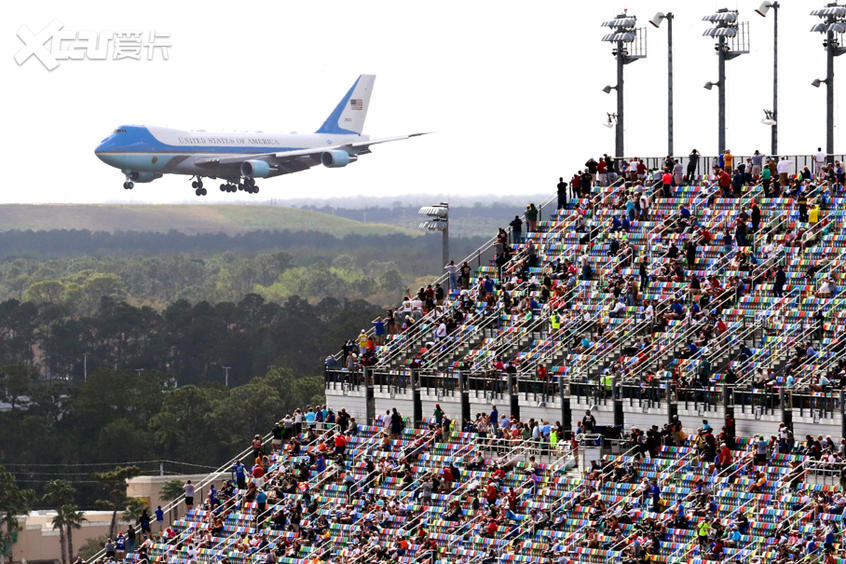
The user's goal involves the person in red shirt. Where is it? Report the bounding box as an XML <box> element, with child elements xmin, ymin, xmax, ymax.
<box><xmin>333</xmin><ymin>433</ymin><xmax>347</xmax><ymax>457</ymax></box>
<box><xmin>251</xmin><ymin>462</ymin><xmax>265</xmax><ymax>488</ymax></box>
<box><xmin>719</xmin><ymin>169</ymin><xmax>732</xmax><ymax>196</ymax></box>
<box><xmin>485</xmin><ymin>481</ymin><xmax>499</xmax><ymax>507</ymax></box>
<box><xmin>485</xmin><ymin>518</ymin><xmax>498</xmax><ymax>538</ymax></box>
<box><xmin>717</xmin><ymin>442</ymin><xmax>733</xmax><ymax>472</ymax></box>
<box><xmin>662</xmin><ymin>171</ymin><xmax>673</xmax><ymax>198</ymax></box>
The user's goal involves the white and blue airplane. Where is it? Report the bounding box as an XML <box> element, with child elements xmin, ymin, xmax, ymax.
<box><xmin>95</xmin><ymin>75</ymin><xmax>426</xmax><ymax>196</ymax></box>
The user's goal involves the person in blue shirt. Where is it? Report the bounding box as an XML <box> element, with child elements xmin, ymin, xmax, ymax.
<box><xmin>610</xmin><ymin>215</ymin><xmax>623</xmax><ymax>233</ymax></box>
<box><xmin>650</xmin><ymin>480</ymin><xmax>662</xmax><ymax>512</ymax></box>
<box><xmin>313</xmin><ymin>454</ymin><xmax>326</xmax><ymax>473</ymax></box>
<box><xmin>232</xmin><ymin>460</ymin><xmax>247</xmax><ymax>489</ymax></box>
<box><xmin>256</xmin><ymin>489</ymin><xmax>268</xmax><ymax>518</ymax></box>
<box><xmin>484</xmin><ymin>276</ymin><xmax>494</xmax><ymax>294</ymax></box>
<box><xmin>154</xmin><ymin>505</ymin><xmax>164</xmax><ymax>533</ymax></box>
<box><xmin>621</xmin><ymin>216</ymin><xmax>631</xmax><ymax>231</ymax></box>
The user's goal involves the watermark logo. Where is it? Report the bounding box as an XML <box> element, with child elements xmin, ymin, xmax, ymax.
<box><xmin>14</xmin><ymin>20</ymin><xmax>171</xmax><ymax>71</ymax></box>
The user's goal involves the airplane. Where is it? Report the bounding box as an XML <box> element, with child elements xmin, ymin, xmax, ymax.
<box><xmin>94</xmin><ymin>75</ymin><xmax>426</xmax><ymax>196</ymax></box>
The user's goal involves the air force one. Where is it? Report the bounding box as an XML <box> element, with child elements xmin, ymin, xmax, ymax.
<box><xmin>94</xmin><ymin>75</ymin><xmax>426</xmax><ymax>196</ymax></box>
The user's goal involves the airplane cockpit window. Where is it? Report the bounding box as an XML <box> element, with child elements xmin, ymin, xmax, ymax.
<box><xmin>113</xmin><ymin>128</ymin><xmax>128</xmax><ymax>134</ymax></box>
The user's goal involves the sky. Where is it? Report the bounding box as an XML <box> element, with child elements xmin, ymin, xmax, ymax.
<box><xmin>2</xmin><ymin>0</ymin><xmax>844</xmax><ymax>204</ymax></box>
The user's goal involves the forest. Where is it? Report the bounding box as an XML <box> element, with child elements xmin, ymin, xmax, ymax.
<box><xmin>0</xmin><ymin>226</ymin><xmax>490</xmax><ymax>521</ymax></box>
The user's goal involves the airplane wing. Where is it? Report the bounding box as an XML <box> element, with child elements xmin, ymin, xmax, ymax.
<box><xmin>194</xmin><ymin>133</ymin><xmax>429</xmax><ymax>175</ymax></box>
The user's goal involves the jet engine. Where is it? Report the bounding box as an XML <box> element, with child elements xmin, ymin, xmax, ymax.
<box><xmin>321</xmin><ymin>150</ymin><xmax>357</xmax><ymax>168</ymax></box>
<box><xmin>240</xmin><ymin>160</ymin><xmax>272</xmax><ymax>178</ymax></box>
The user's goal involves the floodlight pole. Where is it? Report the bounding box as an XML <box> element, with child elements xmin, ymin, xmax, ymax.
<box><xmin>441</xmin><ymin>203</ymin><xmax>449</xmax><ymax>268</ymax></box>
<box><xmin>827</xmin><ymin>25</ymin><xmax>835</xmax><ymax>163</ymax></box>
<box><xmin>667</xmin><ymin>14</ymin><xmax>674</xmax><ymax>156</ymax></box>
<box><xmin>718</xmin><ymin>36</ymin><xmax>727</xmax><ymax>154</ymax></box>
<box><xmin>616</xmin><ymin>40</ymin><xmax>625</xmax><ymax>158</ymax></box>
<box><xmin>772</xmin><ymin>3</ymin><xmax>779</xmax><ymax>156</ymax></box>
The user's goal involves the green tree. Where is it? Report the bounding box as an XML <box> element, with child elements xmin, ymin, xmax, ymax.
<box><xmin>22</xmin><ymin>280</ymin><xmax>65</xmax><ymax>304</ymax></box>
<box><xmin>0</xmin><ymin>365</ymin><xmax>38</xmax><ymax>410</ymax></box>
<box><xmin>50</xmin><ymin>509</ymin><xmax>68</xmax><ymax>564</ymax></box>
<box><xmin>42</xmin><ymin>480</ymin><xmax>76</xmax><ymax>564</ymax></box>
<box><xmin>0</xmin><ymin>466</ymin><xmax>34</xmax><ymax>564</ymax></box>
<box><xmin>61</xmin><ymin>505</ymin><xmax>85</xmax><ymax>562</ymax></box>
<box><xmin>93</xmin><ymin>466</ymin><xmax>140</xmax><ymax>539</ymax></box>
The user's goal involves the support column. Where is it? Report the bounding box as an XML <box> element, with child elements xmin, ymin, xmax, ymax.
<box><xmin>412</xmin><ymin>369</ymin><xmax>422</xmax><ymax>428</ymax></box>
<box><xmin>667</xmin><ymin>381</ymin><xmax>677</xmax><ymax>423</ymax></box>
<box><xmin>460</xmin><ymin>370</ymin><xmax>471</xmax><ymax>428</ymax></box>
<box><xmin>723</xmin><ymin>385</ymin><xmax>735</xmax><ymax>420</ymax></box>
<box><xmin>717</xmin><ymin>37</ymin><xmax>727</xmax><ymax>154</ymax></box>
<box><xmin>826</xmin><ymin>29</ymin><xmax>835</xmax><ymax>164</ymax></box>
<box><xmin>364</xmin><ymin>368</ymin><xmax>375</xmax><ymax>425</ymax></box>
<box><xmin>508</xmin><ymin>372</ymin><xmax>520</xmax><ymax>420</ymax></box>
<box><xmin>560</xmin><ymin>379</ymin><xmax>572</xmax><ymax>432</ymax></box>
<box><xmin>615</xmin><ymin>41</ymin><xmax>625</xmax><ymax>158</ymax></box>
<box><xmin>780</xmin><ymin>387</ymin><xmax>793</xmax><ymax>433</ymax></box>
<box><xmin>613</xmin><ymin>377</ymin><xmax>624</xmax><ymax>429</ymax></box>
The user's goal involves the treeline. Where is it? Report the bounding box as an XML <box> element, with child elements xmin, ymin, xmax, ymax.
<box><xmin>0</xmin><ymin>294</ymin><xmax>376</xmax><ymax>383</ymax></box>
<box><xmin>0</xmin><ymin>229</ymin><xmax>486</xmax><ymax>310</ymax></box>
<box><xmin>0</xmin><ymin>228</ymin><xmax>483</xmax><ymax>260</ymax></box>
<box><xmin>0</xmin><ymin>366</ymin><xmax>322</xmax><ymax>508</ymax></box>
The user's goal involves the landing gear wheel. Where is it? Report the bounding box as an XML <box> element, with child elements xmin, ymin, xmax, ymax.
<box><xmin>195</xmin><ymin>188</ymin><xmax>202</xmax><ymax>196</ymax></box>
<box><xmin>123</xmin><ymin>181</ymin><xmax>134</xmax><ymax>190</ymax></box>
<box><xmin>252</xmin><ymin>186</ymin><xmax>259</xmax><ymax>194</ymax></box>
<box><xmin>220</xmin><ymin>183</ymin><xmax>227</xmax><ymax>192</ymax></box>
<box><xmin>192</xmin><ymin>181</ymin><xmax>199</xmax><ymax>189</ymax></box>
<box><xmin>200</xmin><ymin>188</ymin><xmax>207</xmax><ymax>196</ymax></box>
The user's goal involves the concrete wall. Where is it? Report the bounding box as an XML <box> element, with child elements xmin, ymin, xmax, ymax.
<box><xmin>10</xmin><ymin>510</ymin><xmax>120</xmax><ymax>564</ymax></box>
<box><xmin>326</xmin><ymin>387</ymin><xmax>843</xmax><ymax>439</ymax></box>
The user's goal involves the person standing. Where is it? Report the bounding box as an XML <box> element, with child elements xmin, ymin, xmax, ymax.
<box><xmin>509</xmin><ymin>215</ymin><xmax>523</xmax><ymax>243</ymax></box>
<box><xmin>183</xmin><ymin>480</ymin><xmax>195</xmax><ymax>510</ymax></box>
<box><xmin>723</xmin><ymin>149</ymin><xmax>734</xmax><ymax>175</ymax></box>
<box><xmin>814</xmin><ymin>147</ymin><xmax>827</xmax><ymax>178</ymax></box>
<box><xmin>777</xmin><ymin>157</ymin><xmax>791</xmax><ymax>189</ymax></box>
<box><xmin>525</xmin><ymin>203</ymin><xmax>538</xmax><ymax>232</ymax></box>
<box><xmin>751</xmin><ymin>150</ymin><xmax>763</xmax><ymax>179</ymax></box>
<box><xmin>444</xmin><ymin>260</ymin><xmax>458</xmax><ymax>293</ymax></box>
<box><xmin>584</xmin><ymin>157</ymin><xmax>598</xmax><ymax>187</ymax></box>
<box><xmin>556</xmin><ymin>177</ymin><xmax>568</xmax><ymax>209</ymax></box>
<box><xmin>685</xmin><ymin>149</ymin><xmax>700</xmax><ymax>184</ymax></box>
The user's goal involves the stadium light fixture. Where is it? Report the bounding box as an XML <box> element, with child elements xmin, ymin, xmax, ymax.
<box><xmin>704</xmin><ymin>81</ymin><xmax>718</xmax><ymax>90</ymax></box>
<box><xmin>703</xmin><ymin>8</ymin><xmax>750</xmax><ymax>154</ymax></box>
<box><xmin>810</xmin><ymin>3</ymin><xmax>846</xmax><ymax>164</ymax></box>
<box><xmin>601</xmin><ymin>84</ymin><xmax>617</xmax><ymax>94</ymax></box>
<box><xmin>649</xmin><ymin>11</ymin><xmax>675</xmax><ymax>156</ymax></box>
<box><xmin>756</xmin><ymin>2</ymin><xmax>779</xmax><ymax>155</ymax></box>
<box><xmin>761</xmin><ymin>109</ymin><xmax>777</xmax><ymax>126</ymax></box>
<box><xmin>601</xmin><ymin>10</ymin><xmax>647</xmax><ymax>159</ymax></box>
<box><xmin>418</xmin><ymin>202</ymin><xmax>449</xmax><ymax>267</ymax></box>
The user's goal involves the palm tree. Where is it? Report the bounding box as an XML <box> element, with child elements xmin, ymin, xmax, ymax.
<box><xmin>42</xmin><ymin>480</ymin><xmax>75</xmax><ymax>564</ymax></box>
<box><xmin>50</xmin><ymin>510</ymin><xmax>68</xmax><ymax>564</ymax></box>
<box><xmin>61</xmin><ymin>504</ymin><xmax>86</xmax><ymax>561</ymax></box>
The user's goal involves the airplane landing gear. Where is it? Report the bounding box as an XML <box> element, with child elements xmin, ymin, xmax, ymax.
<box><xmin>220</xmin><ymin>182</ymin><xmax>237</xmax><ymax>193</ymax></box>
<box><xmin>240</xmin><ymin>177</ymin><xmax>259</xmax><ymax>194</ymax></box>
<box><xmin>123</xmin><ymin>181</ymin><xmax>134</xmax><ymax>190</ymax></box>
<box><xmin>192</xmin><ymin>177</ymin><xmax>207</xmax><ymax>196</ymax></box>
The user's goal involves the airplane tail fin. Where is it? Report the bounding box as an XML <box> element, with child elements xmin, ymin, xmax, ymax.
<box><xmin>315</xmin><ymin>74</ymin><xmax>375</xmax><ymax>135</ymax></box>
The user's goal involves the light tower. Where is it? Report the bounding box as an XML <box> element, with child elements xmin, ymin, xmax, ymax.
<box><xmin>702</xmin><ymin>9</ymin><xmax>750</xmax><ymax>154</ymax></box>
<box><xmin>649</xmin><ymin>12</ymin><xmax>674</xmax><ymax>157</ymax></box>
<box><xmin>755</xmin><ymin>2</ymin><xmax>780</xmax><ymax>156</ymax></box>
<box><xmin>810</xmin><ymin>3</ymin><xmax>846</xmax><ymax>164</ymax></box>
<box><xmin>418</xmin><ymin>202</ymin><xmax>449</xmax><ymax>267</ymax></box>
<box><xmin>601</xmin><ymin>11</ymin><xmax>647</xmax><ymax>160</ymax></box>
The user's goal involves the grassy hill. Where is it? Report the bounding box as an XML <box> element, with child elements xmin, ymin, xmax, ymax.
<box><xmin>0</xmin><ymin>204</ymin><xmax>418</xmax><ymax>237</ymax></box>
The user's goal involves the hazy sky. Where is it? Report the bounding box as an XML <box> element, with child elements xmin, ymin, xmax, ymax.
<box><xmin>3</xmin><ymin>0</ymin><xmax>843</xmax><ymax>204</ymax></box>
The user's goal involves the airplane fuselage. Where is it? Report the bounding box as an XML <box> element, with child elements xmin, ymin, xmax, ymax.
<box><xmin>95</xmin><ymin>125</ymin><xmax>365</xmax><ymax>181</ymax></box>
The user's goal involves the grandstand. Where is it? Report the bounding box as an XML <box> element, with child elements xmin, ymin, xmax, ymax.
<box><xmin>92</xmin><ymin>152</ymin><xmax>846</xmax><ymax>563</ymax></box>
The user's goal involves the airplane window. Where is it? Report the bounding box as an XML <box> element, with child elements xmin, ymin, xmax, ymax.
<box><xmin>113</xmin><ymin>128</ymin><xmax>127</xmax><ymax>134</ymax></box>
